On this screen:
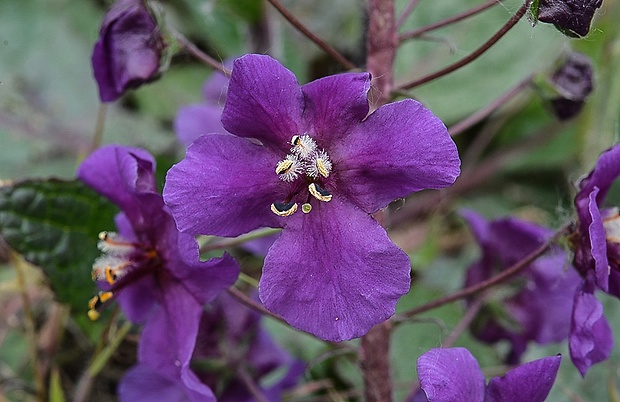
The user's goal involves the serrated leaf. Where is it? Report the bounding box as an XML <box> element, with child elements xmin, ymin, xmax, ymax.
<box><xmin>0</xmin><ymin>179</ymin><xmax>117</xmax><ymax>310</ymax></box>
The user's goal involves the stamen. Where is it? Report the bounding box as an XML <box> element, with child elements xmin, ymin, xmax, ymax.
<box><xmin>87</xmin><ymin>291</ymin><xmax>114</xmax><ymax>321</ymax></box>
<box><xmin>271</xmin><ymin>202</ymin><xmax>298</xmax><ymax>216</ymax></box>
<box><xmin>308</xmin><ymin>183</ymin><xmax>332</xmax><ymax>202</ymax></box>
<box><xmin>307</xmin><ymin>150</ymin><xmax>332</xmax><ymax>179</ymax></box>
<box><xmin>302</xmin><ymin>203</ymin><xmax>312</xmax><ymax>213</ymax></box>
<box><xmin>290</xmin><ymin>135</ymin><xmax>317</xmax><ymax>159</ymax></box>
<box><xmin>275</xmin><ymin>155</ymin><xmax>303</xmax><ymax>182</ymax></box>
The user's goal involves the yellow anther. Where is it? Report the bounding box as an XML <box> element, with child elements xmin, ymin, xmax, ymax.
<box><xmin>99</xmin><ymin>291</ymin><xmax>114</xmax><ymax>303</ymax></box>
<box><xmin>276</xmin><ymin>159</ymin><xmax>294</xmax><ymax>175</ymax></box>
<box><xmin>270</xmin><ymin>202</ymin><xmax>298</xmax><ymax>217</ymax></box>
<box><xmin>87</xmin><ymin>309</ymin><xmax>100</xmax><ymax>321</ymax></box>
<box><xmin>308</xmin><ymin>183</ymin><xmax>332</xmax><ymax>202</ymax></box>
<box><xmin>105</xmin><ymin>267</ymin><xmax>117</xmax><ymax>285</ymax></box>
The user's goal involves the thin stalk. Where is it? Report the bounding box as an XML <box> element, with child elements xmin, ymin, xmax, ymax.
<box><xmin>399</xmin><ymin>0</ymin><xmax>501</xmax><ymax>42</ymax></box>
<box><xmin>265</xmin><ymin>0</ymin><xmax>355</xmax><ymax>70</ymax></box>
<box><xmin>174</xmin><ymin>33</ymin><xmax>230</xmax><ymax>76</ymax></box>
<box><xmin>237</xmin><ymin>367</ymin><xmax>270</xmax><ymax>402</ymax></box>
<box><xmin>200</xmin><ymin>228</ymin><xmax>280</xmax><ymax>253</ymax></box>
<box><xmin>13</xmin><ymin>253</ymin><xmax>45</xmax><ymax>402</ymax></box>
<box><xmin>449</xmin><ymin>73</ymin><xmax>534</xmax><ymax>136</ymax></box>
<box><xmin>90</xmin><ymin>103</ymin><xmax>107</xmax><ymax>153</ymax></box>
<box><xmin>393</xmin><ymin>224</ymin><xmax>569</xmax><ymax>322</ymax></box>
<box><xmin>396</xmin><ymin>1</ymin><xmax>529</xmax><ymax>91</ymax></box>
<box><xmin>395</xmin><ymin>0</ymin><xmax>422</xmax><ymax>29</ymax></box>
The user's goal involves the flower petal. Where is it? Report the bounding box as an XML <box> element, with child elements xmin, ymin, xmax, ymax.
<box><xmin>222</xmin><ymin>54</ymin><xmax>303</xmax><ymax>150</ymax></box>
<box><xmin>259</xmin><ymin>197</ymin><xmax>411</xmax><ymax>341</ymax></box>
<box><xmin>417</xmin><ymin>347</ymin><xmax>485</xmax><ymax>402</ymax></box>
<box><xmin>164</xmin><ymin>133</ymin><xmax>286</xmax><ymax>236</ymax></box>
<box><xmin>174</xmin><ymin>104</ymin><xmax>227</xmax><ymax>147</ymax></box>
<box><xmin>77</xmin><ymin>144</ymin><xmax>157</xmax><ymax>224</ymax></box>
<box><xmin>485</xmin><ymin>355</ymin><xmax>561</xmax><ymax>402</ymax></box>
<box><xmin>588</xmin><ymin>188</ymin><xmax>609</xmax><ymax>292</ymax></box>
<box><xmin>301</xmin><ymin>72</ymin><xmax>370</xmax><ymax>144</ymax></box>
<box><xmin>576</xmin><ymin>144</ymin><xmax>620</xmax><ymax>212</ymax></box>
<box><xmin>332</xmin><ymin>99</ymin><xmax>460</xmax><ymax>213</ymax></box>
<box><xmin>119</xmin><ymin>364</ymin><xmax>199</xmax><ymax>402</ymax></box>
<box><xmin>569</xmin><ymin>288</ymin><xmax>613</xmax><ymax>376</ymax></box>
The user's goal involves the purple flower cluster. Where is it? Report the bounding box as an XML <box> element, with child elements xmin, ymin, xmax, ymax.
<box><xmin>462</xmin><ymin>211</ymin><xmax>580</xmax><ymax>363</ymax></box>
<box><xmin>163</xmin><ymin>54</ymin><xmax>461</xmax><ymax>341</ymax></box>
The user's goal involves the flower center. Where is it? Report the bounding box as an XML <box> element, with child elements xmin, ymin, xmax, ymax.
<box><xmin>87</xmin><ymin>231</ymin><xmax>159</xmax><ymax>320</ymax></box>
<box><xmin>271</xmin><ymin>135</ymin><xmax>334</xmax><ymax>217</ymax></box>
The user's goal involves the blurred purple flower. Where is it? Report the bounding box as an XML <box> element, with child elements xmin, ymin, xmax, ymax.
<box><xmin>192</xmin><ymin>293</ymin><xmax>303</xmax><ymax>402</ymax></box>
<box><xmin>462</xmin><ymin>211</ymin><xmax>580</xmax><ymax>363</ymax></box>
<box><xmin>78</xmin><ymin>145</ymin><xmax>239</xmax><ymax>401</ymax></box>
<box><xmin>92</xmin><ymin>0</ymin><xmax>164</xmax><ymax>102</ymax></box>
<box><xmin>416</xmin><ymin>347</ymin><xmax>561</xmax><ymax>402</ymax></box>
<box><xmin>569</xmin><ymin>144</ymin><xmax>620</xmax><ymax>375</ymax></box>
<box><xmin>163</xmin><ymin>54</ymin><xmax>461</xmax><ymax>341</ymax></box>
<box><xmin>537</xmin><ymin>0</ymin><xmax>603</xmax><ymax>37</ymax></box>
<box><xmin>174</xmin><ymin>64</ymin><xmax>230</xmax><ymax>146</ymax></box>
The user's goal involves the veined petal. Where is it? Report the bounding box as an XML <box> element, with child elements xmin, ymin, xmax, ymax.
<box><xmin>164</xmin><ymin>134</ymin><xmax>286</xmax><ymax>237</ymax></box>
<box><xmin>485</xmin><ymin>355</ymin><xmax>561</xmax><ymax>402</ymax></box>
<box><xmin>301</xmin><ymin>72</ymin><xmax>371</xmax><ymax>144</ymax></box>
<box><xmin>588</xmin><ymin>188</ymin><xmax>609</xmax><ymax>292</ymax></box>
<box><xmin>417</xmin><ymin>348</ymin><xmax>485</xmax><ymax>402</ymax></box>
<box><xmin>332</xmin><ymin>99</ymin><xmax>460</xmax><ymax>213</ymax></box>
<box><xmin>174</xmin><ymin>104</ymin><xmax>227</xmax><ymax>147</ymax></box>
<box><xmin>569</xmin><ymin>288</ymin><xmax>613</xmax><ymax>376</ymax></box>
<box><xmin>259</xmin><ymin>197</ymin><xmax>411</xmax><ymax>341</ymax></box>
<box><xmin>77</xmin><ymin>144</ymin><xmax>156</xmax><ymax>223</ymax></box>
<box><xmin>222</xmin><ymin>54</ymin><xmax>304</xmax><ymax>150</ymax></box>
<box><xmin>119</xmin><ymin>364</ymin><xmax>200</xmax><ymax>402</ymax></box>
<box><xmin>576</xmin><ymin>145</ymin><xmax>620</xmax><ymax>211</ymax></box>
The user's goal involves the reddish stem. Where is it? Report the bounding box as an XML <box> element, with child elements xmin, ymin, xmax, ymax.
<box><xmin>399</xmin><ymin>0</ymin><xmax>502</xmax><ymax>42</ymax></box>
<box><xmin>265</xmin><ymin>0</ymin><xmax>356</xmax><ymax>70</ymax></box>
<box><xmin>396</xmin><ymin>1</ymin><xmax>529</xmax><ymax>91</ymax></box>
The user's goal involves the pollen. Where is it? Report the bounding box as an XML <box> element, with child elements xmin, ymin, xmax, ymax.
<box><xmin>290</xmin><ymin>135</ymin><xmax>317</xmax><ymax>159</ymax></box>
<box><xmin>307</xmin><ymin>150</ymin><xmax>332</xmax><ymax>179</ymax></box>
<box><xmin>308</xmin><ymin>183</ymin><xmax>332</xmax><ymax>202</ymax></box>
<box><xmin>271</xmin><ymin>202</ymin><xmax>298</xmax><ymax>216</ymax></box>
<box><xmin>275</xmin><ymin>154</ymin><xmax>303</xmax><ymax>182</ymax></box>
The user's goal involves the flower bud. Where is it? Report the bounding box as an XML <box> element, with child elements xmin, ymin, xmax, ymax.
<box><xmin>536</xmin><ymin>0</ymin><xmax>603</xmax><ymax>37</ymax></box>
<box><xmin>91</xmin><ymin>0</ymin><xmax>165</xmax><ymax>102</ymax></box>
<box><xmin>548</xmin><ymin>52</ymin><xmax>594</xmax><ymax>120</ymax></box>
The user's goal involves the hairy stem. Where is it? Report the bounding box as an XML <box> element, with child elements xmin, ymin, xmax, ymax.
<box><xmin>174</xmin><ymin>33</ymin><xmax>231</xmax><ymax>76</ymax></box>
<box><xmin>399</xmin><ymin>0</ymin><xmax>501</xmax><ymax>42</ymax></box>
<box><xmin>395</xmin><ymin>0</ymin><xmax>422</xmax><ymax>29</ymax></box>
<box><xmin>265</xmin><ymin>0</ymin><xmax>356</xmax><ymax>70</ymax></box>
<box><xmin>396</xmin><ymin>0</ymin><xmax>529</xmax><ymax>91</ymax></box>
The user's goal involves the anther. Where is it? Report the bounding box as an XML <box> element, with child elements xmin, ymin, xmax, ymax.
<box><xmin>308</xmin><ymin>183</ymin><xmax>332</xmax><ymax>202</ymax></box>
<box><xmin>290</xmin><ymin>135</ymin><xmax>317</xmax><ymax>159</ymax></box>
<box><xmin>275</xmin><ymin>155</ymin><xmax>303</xmax><ymax>182</ymax></box>
<box><xmin>302</xmin><ymin>203</ymin><xmax>312</xmax><ymax>213</ymax></box>
<box><xmin>271</xmin><ymin>202</ymin><xmax>298</xmax><ymax>216</ymax></box>
<box><xmin>276</xmin><ymin>159</ymin><xmax>294</xmax><ymax>175</ymax></box>
<box><xmin>87</xmin><ymin>291</ymin><xmax>114</xmax><ymax>321</ymax></box>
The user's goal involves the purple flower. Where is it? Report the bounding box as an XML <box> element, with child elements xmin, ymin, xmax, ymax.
<box><xmin>192</xmin><ymin>293</ymin><xmax>303</xmax><ymax>402</ymax></box>
<box><xmin>78</xmin><ymin>145</ymin><xmax>239</xmax><ymax>401</ymax></box>
<box><xmin>537</xmin><ymin>0</ymin><xmax>603</xmax><ymax>37</ymax></box>
<box><xmin>175</xmin><ymin>65</ymin><xmax>230</xmax><ymax>146</ymax></box>
<box><xmin>462</xmin><ymin>211</ymin><xmax>580</xmax><ymax>363</ymax></box>
<box><xmin>569</xmin><ymin>144</ymin><xmax>620</xmax><ymax>375</ymax></box>
<box><xmin>416</xmin><ymin>347</ymin><xmax>561</xmax><ymax>402</ymax></box>
<box><xmin>163</xmin><ymin>54</ymin><xmax>460</xmax><ymax>341</ymax></box>
<box><xmin>92</xmin><ymin>0</ymin><xmax>165</xmax><ymax>102</ymax></box>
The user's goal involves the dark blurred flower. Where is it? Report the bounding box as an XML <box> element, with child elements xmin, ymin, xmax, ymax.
<box><xmin>78</xmin><ymin>145</ymin><xmax>239</xmax><ymax>401</ymax></box>
<box><xmin>416</xmin><ymin>347</ymin><xmax>561</xmax><ymax>402</ymax></box>
<box><xmin>92</xmin><ymin>0</ymin><xmax>165</xmax><ymax>102</ymax></box>
<box><xmin>164</xmin><ymin>54</ymin><xmax>461</xmax><ymax>341</ymax></box>
<box><xmin>537</xmin><ymin>0</ymin><xmax>603</xmax><ymax>37</ymax></box>
<box><xmin>569</xmin><ymin>144</ymin><xmax>620</xmax><ymax>375</ymax></box>
<box><xmin>192</xmin><ymin>293</ymin><xmax>303</xmax><ymax>402</ymax></box>
<box><xmin>462</xmin><ymin>210</ymin><xmax>580</xmax><ymax>363</ymax></box>
<box><xmin>547</xmin><ymin>52</ymin><xmax>594</xmax><ymax>120</ymax></box>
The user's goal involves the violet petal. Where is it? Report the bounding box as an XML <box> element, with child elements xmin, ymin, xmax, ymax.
<box><xmin>259</xmin><ymin>196</ymin><xmax>411</xmax><ymax>341</ymax></box>
<box><xmin>174</xmin><ymin>104</ymin><xmax>228</xmax><ymax>147</ymax></box>
<box><xmin>332</xmin><ymin>99</ymin><xmax>460</xmax><ymax>213</ymax></box>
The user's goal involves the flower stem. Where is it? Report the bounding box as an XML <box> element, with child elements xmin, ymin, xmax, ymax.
<box><xmin>200</xmin><ymin>227</ymin><xmax>280</xmax><ymax>253</ymax></box>
<box><xmin>90</xmin><ymin>103</ymin><xmax>107</xmax><ymax>153</ymax></box>
<box><xmin>359</xmin><ymin>321</ymin><xmax>393</xmax><ymax>402</ymax></box>
<box><xmin>395</xmin><ymin>0</ymin><xmax>529</xmax><ymax>91</ymax></box>
<box><xmin>237</xmin><ymin>366</ymin><xmax>270</xmax><ymax>402</ymax></box>
<box><xmin>399</xmin><ymin>0</ymin><xmax>502</xmax><ymax>43</ymax></box>
<box><xmin>265</xmin><ymin>0</ymin><xmax>356</xmax><ymax>70</ymax></box>
<box><xmin>448</xmin><ymin>73</ymin><xmax>534</xmax><ymax>137</ymax></box>
<box><xmin>393</xmin><ymin>224</ymin><xmax>569</xmax><ymax>322</ymax></box>
<box><xmin>173</xmin><ymin>32</ymin><xmax>231</xmax><ymax>76</ymax></box>
<box><xmin>395</xmin><ymin>0</ymin><xmax>422</xmax><ymax>29</ymax></box>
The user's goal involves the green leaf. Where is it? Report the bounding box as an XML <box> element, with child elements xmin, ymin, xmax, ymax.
<box><xmin>49</xmin><ymin>368</ymin><xmax>66</xmax><ymax>402</ymax></box>
<box><xmin>0</xmin><ymin>179</ymin><xmax>117</xmax><ymax>310</ymax></box>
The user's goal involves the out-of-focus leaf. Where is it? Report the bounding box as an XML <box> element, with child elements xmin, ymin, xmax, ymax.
<box><xmin>0</xmin><ymin>179</ymin><xmax>117</xmax><ymax>310</ymax></box>
<box><xmin>49</xmin><ymin>367</ymin><xmax>66</xmax><ymax>402</ymax></box>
